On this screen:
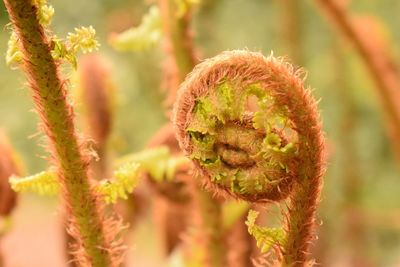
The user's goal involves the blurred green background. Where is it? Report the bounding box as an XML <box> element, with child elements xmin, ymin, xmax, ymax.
<box><xmin>1</xmin><ymin>0</ymin><xmax>400</xmax><ymax>266</ymax></box>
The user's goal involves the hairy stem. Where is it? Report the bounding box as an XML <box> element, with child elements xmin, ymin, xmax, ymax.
<box><xmin>316</xmin><ymin>0</ymin><xmax>400</xmax><ymax>162</ymax></box>
<box><xmin>3</xmin><ymin>0</ymin><xmax>115</xmax><ymax>266</ymax></box>
<box><xmin>282</xmin><ymin>84</ymin><xmax>325</xmax><ymax>267</ymax></box>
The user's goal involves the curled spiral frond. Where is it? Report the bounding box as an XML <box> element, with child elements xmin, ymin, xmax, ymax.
<box><xmin>173</xmin><ymin>50</ymin><xmax>309</xmax><ymax>202</ymax></box>
<box><xmin>173</xmin><ymin>50</ymin><xmax>326</xmax><ymax>265</ymax></box>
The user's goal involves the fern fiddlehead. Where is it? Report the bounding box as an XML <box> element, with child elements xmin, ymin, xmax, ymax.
<box><xmin>173</xmin><ymin>50</ymin><xmax>326</xmax><ymax>266</ymax></box>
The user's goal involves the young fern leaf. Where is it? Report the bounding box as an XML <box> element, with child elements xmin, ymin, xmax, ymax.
<box><xmin>245</xmin><ymin>210</ymin><xmax>286</xmax><ymax>254</ymax></box>
<box><xmin>109</xmin><ymin>6</ymin><xmax>162</xmax><ymax>52</ymax></box>
<box><xmin>117</xmin><ymin>146</ymin><xmax>190</xmax><ymax>182</ymax></box>
<box><xmin>9</xmin><ymin>170</ymin><xmax>58</xmax><ymax>196</ymax></box>
<box><xmin>6</xmin><ymin>32</ymin><xmax>23</xmax><ymax>66</ymax></box>
<box><xmin>52</xmin><ymin>26</ymin><xmax>100</xmax><ymax>68</ymax></box>
<box><xmin>173</xmin><ymin>50</ymin><xmax>326</xmax><ymax>266</ymax></box>
<box><xmin>9</xmin><ymin>163</ymin><xmax>141</xmax><ymax>204</ymax></box>
<box><xmin>33</xmin><ymin>0</ymin><xmax>54</xmax><ymax>26</ymax></box>
<box><xmin>97</xmin><ymin>163</ymin><xmax>140</xmax><ymax>204</ymax></box>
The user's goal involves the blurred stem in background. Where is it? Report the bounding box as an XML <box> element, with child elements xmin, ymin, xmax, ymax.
<box><xmin>158</xmin><ymin>0</ymin><xmax>197</xmax><ymax>107</ymax></box>
<box><xmin>316</xmin><ymin>0</ymin><xmax>400</xmax><ymax>164</ymax></box>
<box><xmin>277</xmin><ymin>0</ymin><xmax>303</xmax><ymax>65</ymax></box>
<box><xmin>0</xmin><ymin>131</ymin><xmax>22</xmax><ymax>267</ymax></box>
<box><xmin>77</xmin><ymin>54</ymin><xmax>115</xmax><ymax>180</ymax></box>
<box><xmin>335</xmin><ymin>42</ymin><xmax>372</xmax><ymax>267</ymax></box>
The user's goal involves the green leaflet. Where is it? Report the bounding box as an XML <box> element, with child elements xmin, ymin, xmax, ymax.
<box><xmin>109</xmin><ymin>6</ymin><xmax>162</xmax><ymax>52</ymax></box>
<box><xmin>186</xmin><ymin>81</ymin><xmax>296</xmax><ymax>196</ymax></box>
<box><xmin>11</xmin><ymin>147</ymin><xmax>189</xmax><ymax>201</ymax></box>
<box><xmin>6</xmin><ymin>32</ymin><xmax>23</xmax><ymax>66</ymax></box>
<box><xmin>116</xmin><ymin>146</ymin><xmax>190</xmax><ymax>182</ymax></box>
<box><xmin>6</xmin><ymin>0</ymin><xmax>99</xmax><ymax>69</ymax></box>
<box><xmin>245</xmin><ymin>209</ymin><xmax>286</xmax><ymax>253</ymax></box>
<box><xmin>10</xmin><ymin>170</ymin><xmax>59</xmax><ymax>196</ymax></box>
<box><xmin>52</xmin><ymin>26</ymin><xmax>100</xmax><ymax>68</ymax></box>
<box><xmin>97</xmin><ymin>163</ymin><xmax>140</xmax><ymax>204</ymax></box>
<box><xmin>9</xmin><ymin>163</ymin><xmax>142</xmax><ymax>203</ymax></box>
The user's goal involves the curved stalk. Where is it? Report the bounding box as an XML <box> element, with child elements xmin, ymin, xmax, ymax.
<box><xmin>316</xmin><ymin>0</ymin><xmax>400</xmax><ymax>162</ymax></box>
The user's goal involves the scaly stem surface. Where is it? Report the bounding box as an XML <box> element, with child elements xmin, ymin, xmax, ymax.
<box><xmin>3</xmin><ymin>0</ymin><xmax>114</xmax><ymax>266</ymax></box>
<box><xmin>316</xmin><ymin>0</ymin><xmax>400</xmax><ymax>161</ymax></box>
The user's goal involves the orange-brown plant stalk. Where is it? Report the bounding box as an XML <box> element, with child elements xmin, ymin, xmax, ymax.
<box><xmin>146</xmin><ymin>124</ymin><xmax>192</xmax><ymax>255</ymax></box>
<box><xmin>0</xmin><ymin>131</ymin><xmax>21</xmax><ymax>219</ymax></box>
<box><xmin>2</xmin><ymin>0</ymin><xmax>124</xmax><ymax>266</ymax></box>
<box><xmin>316</xmin><ymin>0</ymin><xmax>400</xmax><ymax>162</ymax></box>
<box><xmin>0</xmin><ymin>131</ymin><xmax>22</xmax><ymax>267</ymax></box>
<box><xmin>158</xmin><ymin>0</ymin><xmax>197</xmax><ymax>107</ymax></box>
<box><xmin>77</xmin><ymin>54</ymin><xmax>115</xmax><ymax>179</ymax></box>
<box><xmin>277</xmin><ymin>0</ymin><xmax>303</xmax><ymax>65</ymax></box>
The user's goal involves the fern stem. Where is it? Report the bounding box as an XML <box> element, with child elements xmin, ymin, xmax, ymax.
<box><xmin>159</xmin><ymin>0</ymin><xmax>197</xmax><ymax>105</ymax></box>
<box><xmin>316</xmin><ymin>0</ymin><xmax>400</xmax><ymax>162</ymax></box>
<box><xmin>191</xmin><ymin>188</ymin><xmax>225</xmax><ymax>267</ymax></box>
<box><xmin>0</xmin><ymin>131</ymin><xmax>20</xmax><ymax>218</ymax></box>
<box><xmin>278</xmin><ymin>0</ymin><xmax>303</xmax><ymax>64</ymax></box>
<box><xmin>3</xmin><ymin>0</ymin><xmax>117</xmax><ymax>265</ymax></box>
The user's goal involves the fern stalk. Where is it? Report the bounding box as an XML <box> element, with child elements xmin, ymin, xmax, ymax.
<box><xmin>316</xmin><ymin>0</ymin><xmax>400</xmax><ymax>162</ymax></box>
<box><xmin>0</xmin><ymin>131</ymin><xmax>20</xmax><ymax>218</ymax></box>
<box><xmin>3</xmin><ymin>0</ymin><xmax>120</xmax><ymax>265</ymax></box>
<box><xmin>159</xmin><ymin>0</ymin><xmax>197</xmax><ymax>105</ymax></box>
<box><xmin>278</xmin><ymin>0</ymin><xmax>303</xmax><ymax>64</ymax></box>
<box><xmin>78</xmin><ymin>54</ymin><xmax>115</xmax><ymax>179</ymax></box>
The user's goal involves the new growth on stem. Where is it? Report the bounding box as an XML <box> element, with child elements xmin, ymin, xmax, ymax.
<box><xmin>173</xmin><ymin>50</ymin><xmax>326</xmax><ymax>266</ymax></box>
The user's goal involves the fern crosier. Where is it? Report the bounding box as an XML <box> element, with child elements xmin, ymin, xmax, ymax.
<box><xmin>173</xmin><ymin>52</ymin><xmax>299</xmax><ymax>203</ymax></box>
<box><xmin>173</xmin><ymin>50</ymin><xmax>326</xmax><ymax>266</ymax></box>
